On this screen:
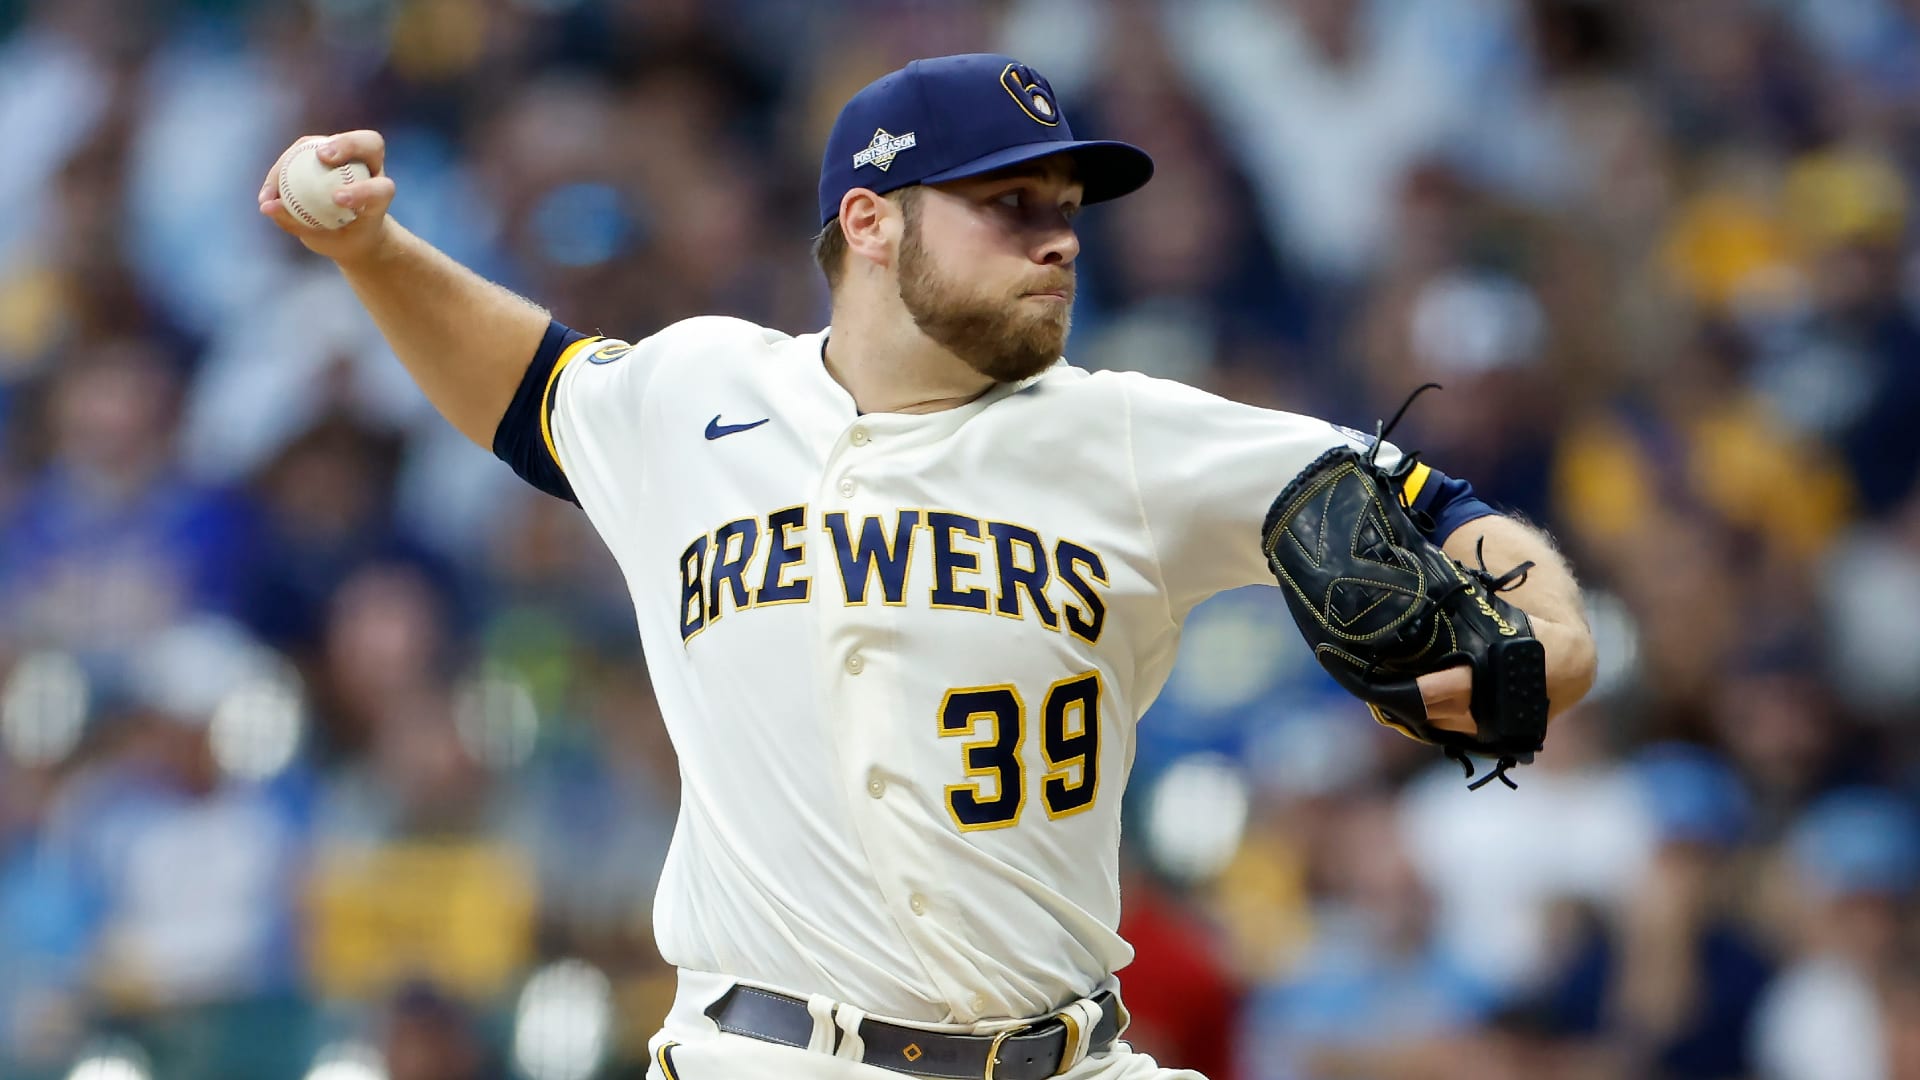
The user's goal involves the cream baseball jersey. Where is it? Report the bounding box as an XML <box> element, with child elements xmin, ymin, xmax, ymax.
<box><xmin>493</xmin><ymin>315</ymin><xmax>1494</xmax><ymax>1025</ymax></box>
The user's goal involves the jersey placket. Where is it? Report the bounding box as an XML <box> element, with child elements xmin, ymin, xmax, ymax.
<box><xmin>811</xmin><ymin>401</ymin><xmax>1009</xmax><ymax>1021</ymax></box>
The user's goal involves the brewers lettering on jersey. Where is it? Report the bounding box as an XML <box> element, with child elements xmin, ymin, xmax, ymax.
<box><xmin>262</xmin><ymin>50</ymin><xmax>1595</xmax><ymax>1080</ymax></box>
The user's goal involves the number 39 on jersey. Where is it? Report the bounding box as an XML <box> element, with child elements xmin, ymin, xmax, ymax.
<box><xmin>939</xmin><ymin>669</ymin><xmax>1102</xmax><ymax>831</ymax></box>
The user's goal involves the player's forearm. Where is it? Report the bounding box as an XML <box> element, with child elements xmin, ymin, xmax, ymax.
<box><xmin>1444</xmin><ymin>514</ymin><xmax>1597</xmax><ymax>717</ymax></box>
<box><xmin>334</xmin><ymin>219</ymin><xmax>548</xmax><ymax>448</ymax></box>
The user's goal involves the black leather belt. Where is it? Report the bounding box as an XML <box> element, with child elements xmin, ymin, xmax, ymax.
<box><xmin>705</xmin><ymin>985</ymin><xmax>1121</xmax><ymax>1080</ymax></box>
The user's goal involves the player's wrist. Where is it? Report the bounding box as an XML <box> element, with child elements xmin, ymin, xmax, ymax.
<box><xmin>1529</xmin><ymin>615</ymin><xmax>1597</xmax><ymax>717</ymax></box>
<box><xmin>329</xmin><ymin>216</ymin><xmax>409</xmax><ymax>272</ymax></box>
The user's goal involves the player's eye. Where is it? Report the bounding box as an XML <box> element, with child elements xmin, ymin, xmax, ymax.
<box><xmin>995</xmin><ymin>190</ymin><xmax>1026</xmax><ymax>210</ymax></box>
<box><xmin>1061</xmin><ymin>202</ymin><xmax>1082</xmax><ymax>221</ymax></box>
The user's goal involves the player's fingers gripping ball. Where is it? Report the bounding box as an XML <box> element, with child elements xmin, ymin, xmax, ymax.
<box><xmin>277</xmin><ymin>140</ymin><xmax>371</xmax><ymax>230</ymax></box>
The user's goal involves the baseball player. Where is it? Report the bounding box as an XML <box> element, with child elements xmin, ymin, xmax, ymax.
<box><xmin>261</xmin><ymin>54</ymin><xmax>1596</xmax><ymax>1080</ymax></box>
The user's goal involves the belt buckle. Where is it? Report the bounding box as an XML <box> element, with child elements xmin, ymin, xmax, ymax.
<box><xmin>981</xmin><ymin>1021</ymin><xmax>1034</xmax><ymax>1080</ymax></box>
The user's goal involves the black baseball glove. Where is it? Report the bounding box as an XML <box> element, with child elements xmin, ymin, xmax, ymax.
<box><xmin>1260</xmin><ymin>396</ymin><xmax>1549</xmax><ymax>789</ymax></box>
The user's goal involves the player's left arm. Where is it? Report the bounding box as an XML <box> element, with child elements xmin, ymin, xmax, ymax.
<box><xmin>1404</xmin><ymin>465</ymin><xmax>1596</xmax><ymax>733</ymax></box>
<box><xmin>1113</xmin><ymin>372</ymin><xmax>1596</xmax><ymax>737</ymax></box>
<box><xmin>1437</xmin><ymin>514</ymin><xmax>1595</xmax><ymax>720</ymax></box>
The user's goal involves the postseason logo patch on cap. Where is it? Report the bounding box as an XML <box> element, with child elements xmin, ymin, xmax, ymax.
<box><xmin>853</xmin><ymin>128</ymin><xmax>917</xmax><ymax>172</ymax></box>
<box><xmin>817</xmin><ymin>53</ymin><xmax>1154</xmax><ymax>225</ymax></box>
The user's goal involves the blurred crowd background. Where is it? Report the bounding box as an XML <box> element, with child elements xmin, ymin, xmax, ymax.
<box><xmin>2</xmin><ymin>0</ymin><xmax>1919</xmax><ymax>1077</ymax></box>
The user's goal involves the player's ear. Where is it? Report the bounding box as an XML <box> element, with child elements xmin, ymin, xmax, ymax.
<box><xmin>839</xmin><ymin>188</ymin><xmax>898</xmax><ymax>270</ymax></box>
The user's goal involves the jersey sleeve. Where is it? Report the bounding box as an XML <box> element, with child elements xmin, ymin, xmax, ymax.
<box><xmin>1118</xmin><ymin>373</ymin><xmax>1501</xmax><ymax>618</ymax></box>
<box><xmin>491</xmin><ymin>318</ymin><xmax>654</xmax><ymax>505</ymax></box>
<box><xmin>1405</xmin><ymin>463</ymin><xmax>1501</xmax><ymax>544</ymax></box>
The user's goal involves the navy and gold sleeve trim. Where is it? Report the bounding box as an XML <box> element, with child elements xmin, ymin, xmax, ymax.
<box><xmin>1401</xmin><ymin>462</ymin><xmax>1500</xmax><ymax>543</ymax></box>
<box><xmin>654</xmin><ymin>1041</ymin><xmax>682</xmax><ymax>1080</ymax></box>
<box><xmin>493</xmin><ymin>319</ymin><xmax>601</xmax><ymax>504</ymax></box>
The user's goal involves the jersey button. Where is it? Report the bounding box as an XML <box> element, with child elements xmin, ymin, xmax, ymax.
<box><xmin>909</xmin><ymin>893</ymin><xmax>928</xmax><ymax>915</ymax></box>
<box><xmin>845</xmin><ymin>654</ymin><xmax>865</xmax><ymax>675</ymax></box>
<box><xmin>838</xmin><ymin>477</ymin><xmax>856</xmax><ymax>497</ymax></box>
<box><xmin>850</xmin><ymin>427</ymin><xmax>870</xmax><ymax>447</ymax></box>
<box><xmin>969</xmin><ymin>993</ymin><xmax>989</xmax><ymax>1014</ymax></box>
<box><xmin>867</xmin><ymin>771</ymin><xmax>886</xmax><ymax>798</ymax></box>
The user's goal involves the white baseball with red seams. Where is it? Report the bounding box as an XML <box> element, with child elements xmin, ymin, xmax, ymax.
<box><xmin>276</xmin><ymin>141</ymin><xmax>370</xmax><ymax>230</ymax></box>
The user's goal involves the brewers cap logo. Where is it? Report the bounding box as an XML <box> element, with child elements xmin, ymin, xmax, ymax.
<box><xmin>1000</xmin><ymin>62</ymin><xmax>1061</xmax><ymax>127</ymax></box>
<box><xmin>853</xmin><ymin>127</ymin><xmax>918</xmax><ymax>172</ymax></box>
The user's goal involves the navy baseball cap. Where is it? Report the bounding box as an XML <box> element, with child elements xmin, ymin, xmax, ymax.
<box><xmin>818</xmin><ymin>53</ymin><xmax>1154</xmax><ymax>225</ymax></box>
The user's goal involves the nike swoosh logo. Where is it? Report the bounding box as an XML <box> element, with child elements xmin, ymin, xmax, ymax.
<box><xmin>705</xmin><ymin>415</ymin><xmax>770</xmax><ymax>440</ymax></box>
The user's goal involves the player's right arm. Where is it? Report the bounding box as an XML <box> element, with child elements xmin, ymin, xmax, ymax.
<box><xmin>258</xmin><ymin>130</ymin><xmax>547</xmax><ymax>449</ymax></box>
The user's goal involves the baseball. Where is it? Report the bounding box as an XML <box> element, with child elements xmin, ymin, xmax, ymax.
<box><xmin>277</xmin><ymin>140</ymin><xmax>371</xmax><ymax>230</ymax></box>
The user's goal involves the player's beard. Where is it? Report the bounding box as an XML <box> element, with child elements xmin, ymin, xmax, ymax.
<box><xmin>896</xmin><ymin>207</ymin><xmax>1073</xmax><ymax>384</ymax></box>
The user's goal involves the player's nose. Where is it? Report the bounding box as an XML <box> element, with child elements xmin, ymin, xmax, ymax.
<box><xmin>1034</xmin><ymin>221</ymin><xmax>1079</xmax><ymax>267</ymax></box>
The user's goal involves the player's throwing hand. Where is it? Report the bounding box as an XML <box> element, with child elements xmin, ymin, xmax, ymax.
<box><xmin>258</xmin><ymin>130</ymin><xmax>396</xmax><ymax>263</ymax></box>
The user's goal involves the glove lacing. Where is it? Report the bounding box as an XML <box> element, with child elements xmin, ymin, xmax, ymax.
<box><xmin>1447</xmin><ymin>537</ymin><xmax>1536</xmax><ymax>791</ymax></box>
<box><xmin>1369</xmin><ymin>385</ymin><xmax>1541</xmax><ymax>792</ymax></box>
<box><xmin>1366</xmin><ymin>383</ymin><xmax>1448</xmax><ymax>536</ymax></box>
